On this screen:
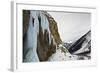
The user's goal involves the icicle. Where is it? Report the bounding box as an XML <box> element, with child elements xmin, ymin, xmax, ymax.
<box><xmin>26</xmin><ymin>10</ymin><xmax>39</xmax><ymax>62</ymax></box>
<box><xmin>39</xmin><ymin>12</ymin><xmax>51</xmax><ymax>44</ymax></box>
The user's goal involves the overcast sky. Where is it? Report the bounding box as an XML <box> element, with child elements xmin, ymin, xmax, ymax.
<box><xmin>48</xmin><ymin>11</ymin><xmax>91</xmax><ymax>43</ymax></box>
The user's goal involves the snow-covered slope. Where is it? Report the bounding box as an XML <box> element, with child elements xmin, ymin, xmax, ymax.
<box><xmin>68</xmin><ymin>30</ymin><xmax>91</xmax><ymax>54</ymax></box>
<box><xmin>48</xmin><ymin>44</ymin><xmax>78</xmax><ymax>61</ymax></box>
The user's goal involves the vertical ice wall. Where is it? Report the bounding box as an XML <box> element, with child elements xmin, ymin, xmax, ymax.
<box><xmin>24</xmin><ymin>11</ymin><xmax>40</xmax><ymax>62</ymax></box>
<box><xmin>24</xmin><ymin>11</ymin><xmax>54</xmax><ymax>62</ymax></box>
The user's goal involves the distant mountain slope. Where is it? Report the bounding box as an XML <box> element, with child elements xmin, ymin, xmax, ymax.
<box><xmin>49</xmin><ymin>30</ymin><xmax>91</xmax><ymax>61</ymax></box>
<box><xmin>68</xmin><ymin>30</ymin><xmax>91</xmax><ymax>55</ymax></box>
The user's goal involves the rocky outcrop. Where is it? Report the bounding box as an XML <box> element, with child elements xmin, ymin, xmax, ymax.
<box><xmin>23</xmin><ymin>10</ymin><xmax>62</xmax><ymax>62</ymax></box>
<box><xmin>44</xmin><ymin>13</ymin><xmax>62</xmax><ymax>45</ymax></box>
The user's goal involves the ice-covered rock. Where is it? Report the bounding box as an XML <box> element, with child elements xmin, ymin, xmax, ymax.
<box><xmin>23</xmin><ymin>10</ymin><xmax>62</xmax><ymax>62</ymax></box>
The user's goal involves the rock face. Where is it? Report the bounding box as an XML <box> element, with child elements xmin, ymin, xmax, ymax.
<box><xmin>45</xmin><ymin>13</ymin><xmax>62</xmax><ymax>45</ymax></box>
<box><xmin>23</xmin><ymin>10</ymin><xmax>62</xmax><ymax>62</ymax></box>
<box><xmin>23</xmin><ymin>10</ymin><xmax>30</xmax><ymax>37</ymax></box>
